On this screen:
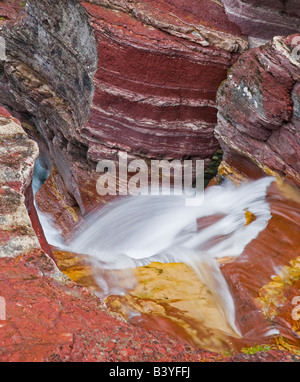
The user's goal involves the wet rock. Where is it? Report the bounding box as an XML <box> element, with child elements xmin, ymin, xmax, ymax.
<box><xmin>213</xmin><ymin>33</ymin><xmax>300</xmax><ymax>357</ymax></box>
<box><xmin>0</xmin><ymin>106</ymin><xmax>232</xmax><ymax>362</ymax></box>
<box><xmin>0</xmin><ymin>0</ymin><xmax>23</xmax><ymax>25</ymax></box>
<box><xmin>52</xmin><ymin>180</ymin><xmax>300</xmax><ymax>358</ymax></box>
<box><xmin>1</xmin><ymin>250</ymin><xmax>231</xmax><ymax>362</ymax></box>
<box><xmin>0</xmin><ymin>0</ymin><xmax>248</xmax><ymax>221</ymax></box>
<box><xmin>0</xmin><ymin>105</ymin><xmax>40</xmax><ymax>257</ymax></box>
<box><xmin>216</xmin><ymin>34</ymin><xmax>300</xmax><ymax>188</ymax></box>
<box><xmin>219</xmin><ymin>179</ymin><xmax>300</xmax><ymax>354</ymax></box>
<box><xmin>35</xmin><ymin>167</ymin><xmax>82</xmax><ymax>240</ymax></box>
<box><xmin>222</xmin><ymin>0</ymin><xmax>300</xmax><ymax>45</ymax></box>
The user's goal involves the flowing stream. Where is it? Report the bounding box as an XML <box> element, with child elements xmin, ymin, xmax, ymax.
<box><xmin>32</xmin><ymin>158</ymin><xmax>274</xmax><ymax>342</ymax></box>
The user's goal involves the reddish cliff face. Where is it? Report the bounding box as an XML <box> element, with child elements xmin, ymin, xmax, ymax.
<box><xmin>0</xmin><ymin>106</ymin><xmax>227</xmax><ymax>362</ymax></box>
<box><xmin>220</xmin><ymin>181</ymin><xmax>300</xmax><ymax>353</ymax></box>
<box><xmin>81</xmin><ymin>0</ymin><xmax>247</xmax><ymax>163</ymax></box>
<box><xmin>0</xmin><ymin>105</ymin><xmax>41</xmax><ymax>256</ymax></box>
<box><xmin>214</xmin><ymin>34</ymin><xmax>300</xmax><ymax>354</ymax></box>
<box><xmin>0</xmin><ymin>0</ymin><xmax>99</xmax><ymax>217</ymax></box>
<box><xmin>0</xmin><ymin>0</ymin><xmax>248</xmax><ymax>229</ymax></box>
<box><xmin>0</xmin><ymin>0</ymin><xmax>23</xmax><ymax>24</ymax></box>
<box><xmin>221</xmin><ymin>0</ymin><xmax>300</xmax><ymax>45</ymax></box>
<box><xmin>1</xmin><ymin>1</ymin><xmax>300</xmax><ymax>362</ymax></box>
<box><xmin>216</xmin><ymin>34</ymin><xmax>300</xmax><ymax>188</ymax></box>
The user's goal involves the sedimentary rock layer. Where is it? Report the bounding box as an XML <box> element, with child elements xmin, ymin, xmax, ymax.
<box><xmin>81</xmin><ymin>0</ymin><xmax>247</xmax><ymax>162</ymax></box>
<box><xmin>216</xmin><ymin>34</ymin><xmax>300</xmax><ymax>188</ymax></box>
<box><xmin>0</xmin><ymin>0</ymin><xmax>98</xmax><ymax>214</ymax></box>
<box><xmin>221</xmin><ymin>180</ymin><xmax>300</xmax><ymax>353</ymax></box>
<box><xmin>0</xmin><ymin>105</ymin><xmax>40</xmax><ymax>257</ymax></box>
<box><xmin>0</xmin><ymin>106</ymin><xmax>228</xmax><ymax>362</ymax></box>
<box><xmin>0</xmin><ymin>0</ymin><xmax>23</xmax><ymax>24</ymax></box>
<box><xmin>222</xmin><ymin>0</ymin><xmax>300</xmax><ymax>44</ymax></box>
<box><xmin>0</xmin><ymin>0</ymin><xmax>248</xmax><ymax>219</ymax></box>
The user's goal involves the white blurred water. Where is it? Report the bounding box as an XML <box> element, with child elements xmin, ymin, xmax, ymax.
<box><xmin>33</xmin><ymin>160</ymin><xmax>274</xmax><ymax>336</ymax></box>
<box><xmin>68</xmin><ymin>177</ymin><xmax>273</xmax><ymax>267</ymax></box>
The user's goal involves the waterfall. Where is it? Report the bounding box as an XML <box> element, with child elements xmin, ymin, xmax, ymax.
<box><xmin>33</xmin><ymin>161</ymin><xmax>274</xmax><ymax>337</ymax></box>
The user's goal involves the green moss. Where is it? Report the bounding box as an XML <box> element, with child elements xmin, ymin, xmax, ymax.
<box><xmin>241</xmin><ymin>344</ymin><xmax>276</xmax><ymax>355</ymax></box>
<box><xmin>224</xmin><ymin>348</ymin><xmax>235</xmax><ymax>356</ymax></box>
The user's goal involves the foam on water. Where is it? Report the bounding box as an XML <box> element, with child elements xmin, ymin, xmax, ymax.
<box><xmin>67</xmin><ymin>177</ymin><xmax>273</xmax><ymax>266</ymax></box>
<box><xmin>33</xmin><ymin>162</ymin><xmax>274</xmax><ymax>336</ymax></box>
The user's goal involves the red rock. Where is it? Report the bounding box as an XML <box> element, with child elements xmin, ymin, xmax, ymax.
<box><xmin>0</xmin><ymin>107</ymin><xmax>54</xmax><ymax>260</ymax></box>
<box><xmin>0</xmin><ymin>0</ymin><xmax>23</xmax><ymax>24</ymax></box>
<box><xmin>1</xmin><ymin>249</ymin><xmax>296</xmax><ymax>361</ymax></box>
<box><xmin>223</xmin><ymin>181</ymin><xmax>300</xmax><ymax>339</ymax></box>
<box><xmin>215</xmin><ymin>36</ymin><xmax>300</xmax><ymax>350</ymax></box>
<box><xmin>220</xmin><ymin>181</ymin><xmax>300</xmax><ymax>352</ymax></box>
<box><xmin>1</xmin><ymin>0</ymin><xmax>300</xmax><ymax>363</ymax></box>
<box><xmin>222</xmin><ymin>0</ymin><xmax>300</xmax><ymax>45</ymax></box>
<box><xmin>35</xmin><ymin>167</ymin><xmax>82</xmax><ymax>241</ymax></box>
<box><xmin>25</xmin><ymin>185</ymin><xmax>55</xmax><ymax>261</ymax></box>
<box><xmin>81</xmin><ymin>0</ymin><xmax>246</xmax><ymax>163</ymax></box>
<box><xmin>0</xmin><ymin>106</ymin><xmax>230</xmax><ymax>362</ymax></box>
<box><xmin>0</xmin><ymin>251</ymin><xmax>226</xmax><ymax>362</ymax></box>
<box><xmin>0</xmin><ymin>0</ymin><xmax>248</xmax><ymax>220</ymax></box>
<box><xmin>216</xmin><ymin>34</ymin><xmax>300</xmax><ymax>188</ymax></box>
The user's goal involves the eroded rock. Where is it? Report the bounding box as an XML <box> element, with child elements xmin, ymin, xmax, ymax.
<box><xmin>0</xmin><ymin>0</ymin><xmax>248</xmax><ymax>224</ymax></box>
<box><xmin>0</xmin><ymin>105</ymin><xmax>40</xmax><ymax>257</ymax></box>
<box><xmin>0</xmin><ymin>106</ymin><xmax>233</xmax><ymax>362</ymax></box>
<box><xmin>216</xmin><ymin>34</ymin><xmax>300</xmax><ymax>188</ymax></box>
<box><xmin>222</xmin><ymin>0</ymin><xmax>300</xmax><ymax>46</ymax></box>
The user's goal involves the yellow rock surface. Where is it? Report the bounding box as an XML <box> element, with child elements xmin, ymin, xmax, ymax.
<box><xmin>256</xmin><ymin>256</ymin><xmax>300</xmax><ymax>355</ymax></box>
<box><xmin>53</xmin><ymin>249</ymin><xmax>240</xmax><ymax>353</ymax></box>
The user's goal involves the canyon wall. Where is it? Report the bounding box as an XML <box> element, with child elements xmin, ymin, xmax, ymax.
<box><xmin>0</xmin><ymin>105</ymin><xmax>40</xmax><ymax>257</ymax></box>
<box><xmin>0</xmin><ymin>106</ymin><xmax>230</xmax><ymax>362</ymax></box>
<box><xmin>216</xmin><ymin>34</ymin><xmax>300</xmax><ymax>188</ymax></box>
<box><xmin>0</xmin><ymin>0</ymin><xmax>248</xmax><ymax>233</ymax></box>
<box><xmin>81</xmin><ymin>0</ymin><xmax>247</xmax><ymax>163</ymax></box>
<box><xmin>221</xmin><ymin>0</ymin><xmax>300</xmax><ymax>46</ymax></box>
<box><xmin>1</xmin><ymin>1</ymin><xmax>299</xmax><ymax>221</ymax></box>
<box><xmin>1</xmin><ymin>0</ymin><xmax>300</xmax><ymax>361</ymax></box>
<box><xmin>215</xmin><ymin>34</ymin><xmax>300</xmax><ymax>353</ymax></box>
<box><xmin>2</xmin><ymin>106</ymin><xmax>294</xmax><ymax>361</ymax></box>
<box><xmin>0</xmin><ymin>0</ymin><xmax>98</xmax><ymax>216</ymax></box>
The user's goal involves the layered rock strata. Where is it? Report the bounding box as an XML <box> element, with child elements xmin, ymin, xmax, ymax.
<box><xmin>0</xmin><ymin>106</ymin><xmax>230</xmax><ymax>362</ymax></box>
<box><xmin>215</xmin><ymin>34</ymin><xmax>300</xmax><ymax>354</ymax></box>
<box><xmin>81</xmin><ymin>0</ymin><xmax>247</xmax><ymax>163</ymax></box>
<box><xmin>0</xmin><ymin>105</ymin><xmax>40</xmax><ymax>257</ymax></box>
<box><xmin>221</xmin><ymin>0</ymin><xmax>300</xmax><ymax>45</ymax></box>
<box><xmin>0</xmin><ymin>0</ymin><xmax>99</xmax><ymax>216</ymax></box>
<box><xmin>216</xmin><ymin>34</ymin><xmax>300</xmax><ymax>188</ymax></box>
<box><xmin>0</xmin><ymin>0</ymin><xmax>248</xmax><ymax>231</ymax></box>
